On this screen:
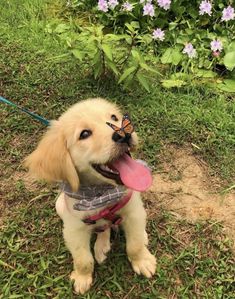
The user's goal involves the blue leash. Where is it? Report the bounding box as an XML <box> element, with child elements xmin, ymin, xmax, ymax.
<box><xmin>0</xmin><ymin>95</ymin><xmax>50</xmax><ymax>126</ymax></box>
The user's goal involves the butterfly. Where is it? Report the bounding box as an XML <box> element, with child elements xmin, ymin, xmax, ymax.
<box><xmin>106</xmin><ymin>113</ymin><xmax>134</xmax><ymax>138</ymax></box>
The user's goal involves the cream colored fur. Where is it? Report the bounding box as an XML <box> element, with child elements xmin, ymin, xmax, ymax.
<box><xmin>24</xmin><ymin>98</ymin><xmax>156</xmax><ymax>294</ymax></box>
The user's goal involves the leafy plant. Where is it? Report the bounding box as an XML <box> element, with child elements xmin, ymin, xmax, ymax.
<box><xmin>49</xmin><ymin>0</ymin><xmax>235</xmax><ymax>91</ymax></box>
<box><xmin>48</xmin><ymin>21</ymin><xmax>160</xmax><ymax>91</ymax></box>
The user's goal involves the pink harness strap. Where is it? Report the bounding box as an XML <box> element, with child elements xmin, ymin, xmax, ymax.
<box><xmin>83</xmin><ymin>191</ymin><xmax>133</xmax><ymax>233</ymax></box>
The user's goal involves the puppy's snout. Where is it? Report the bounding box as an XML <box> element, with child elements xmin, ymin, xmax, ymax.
<box><xmin>112</xmin><ymin>132</ymin><xmax>131</xmax><ymax>145</ymax></box>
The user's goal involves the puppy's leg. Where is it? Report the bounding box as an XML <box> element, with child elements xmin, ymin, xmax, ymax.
<box><xmin>94</xmin><ymin>228</ymin><xmax>111</xmax><ymax>264</ymax></box>
<box><xmin>63</xmin><ymin>226</ymin><xmax>94</xmax><ymax>294</ymax></box>
<box><xmin>121</xmin><ymin>192</ymin><xmax>156</xmax><ymax>278</ymax></box>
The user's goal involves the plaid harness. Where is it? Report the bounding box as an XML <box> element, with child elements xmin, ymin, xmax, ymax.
<box><xmin>62</xmin><ymin>183</ymin><xmax>132</xmax><ymax>233</ymax></box>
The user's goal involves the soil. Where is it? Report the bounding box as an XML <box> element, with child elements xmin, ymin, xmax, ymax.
<box><xmin>144</xmin><ymin>145</ymin><xmax>235</xmax><ymax>249</ymax></box>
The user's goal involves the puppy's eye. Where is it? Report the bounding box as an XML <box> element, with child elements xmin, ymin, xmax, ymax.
<box><xmin>79</xmin><ymin>130</ymin><xmax>92</xmax><ymax>140</ymax></box>
<box><xmin>111</xmin><ymin>114</ymin><xmax>118</xmax><ymax>121</ymax></box>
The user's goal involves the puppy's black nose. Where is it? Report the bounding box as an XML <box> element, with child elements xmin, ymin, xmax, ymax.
<box><xmin>112</xmin><ymin>132</ymin><xmax>131</xmax><ymax>144</ymax></box>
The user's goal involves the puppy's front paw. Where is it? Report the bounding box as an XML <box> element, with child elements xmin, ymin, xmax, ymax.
<box><xmin>130</xmin><ymin>249</ymin><xmax>156</xmax><ymax>278</ymax></box>
<box><xmin>70</xmin><ymin>271</ymin><xmax>92</xmax><ymax>294</ymax></box>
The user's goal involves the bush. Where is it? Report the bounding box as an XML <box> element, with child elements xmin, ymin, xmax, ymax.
<box><xmin>48</xmin><ymin>0</ymin><xmax>235</xmax><ymax>91</ymax></box>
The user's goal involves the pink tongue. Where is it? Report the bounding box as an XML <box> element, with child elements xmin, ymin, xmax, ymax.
<box><xmin>112</xmin><ymin>154</ymin><xmax>152</xmax><ymax>191</ymax></box>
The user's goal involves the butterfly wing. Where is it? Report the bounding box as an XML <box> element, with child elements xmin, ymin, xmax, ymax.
<box><xmin>122</xmin><ymin>114</ymin><xmax>134</xmax><ymax>134</ymax></box>
<box><xmin>124</xmin><ymin>123</ymin><xmax>134</xmax><ymax>134</ymax></box>
<box><xmin>106</xmin><ymin>122</ymin><xmax>126</xmax><ymax>137</ymax></box>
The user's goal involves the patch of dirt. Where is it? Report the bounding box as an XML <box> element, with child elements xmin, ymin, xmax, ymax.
<box><xmin>12</xmin><ymin>171</ymin><xmax>42</xmax><ymax>192</ymax></box>
<box><xmin>145</xmin><ymin>145</ymin><xmax>235</xmax><ymax>248</ymax></box>
<box><xmin>0</xmin><ymin>169</ymin><xmax>48</xmax><ymax>227</ymax></box>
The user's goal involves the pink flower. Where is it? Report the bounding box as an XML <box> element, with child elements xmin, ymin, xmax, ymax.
<box><xmin>183</xmin><ymin>43</ymin><xmax>197</xmax><ymax>58</ymax></box>
<box><xmin>98</xmin><ymin>0</ymin><xmax>108</xmax><ymax>12</ymax></box>
<box><xmin>152</xmin><ymin>28</ymin><xmax>165</xmax><ymax>41</ymax></box>
<box><xmin>210</xmin><ymin>39</ymin><xmax>223</xmax><ymax>52</ymax></box>
<box><xmin>221</xmin><ymin>5</ymin><xmax>235</xmax><ymax>21</ymax></box>
<box><xmin>157</xmin><ymin>0</ymin><xmax>171</xmax><ymax>10</ymax></box>
<box><xmin>199</xmin><ymin>1</ymin><xmax>212</xmax><ymax>16</ymax></box>
<box><xmin>122</xmin><ymin>1</ymin><xmax>133</xmax><ymax>11</ymax></box>
<box><xmin>143</xmin><ymin>3</ymin><xmax>155</xmax><ymax>16</ymax></box>
<box><xmin>108</xmin><ymin>0</ymin><xmax>118</xmax><ymax>9</ymax></box>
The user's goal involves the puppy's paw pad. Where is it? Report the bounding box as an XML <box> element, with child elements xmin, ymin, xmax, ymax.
<box><xmin>131</xmin><ymin>253</ymin><xmax>156</xmax><ymax>278</ymax></box>
<box><xmin>70</xmin><ymin>271</ymin><xmax>92</xmax><ymax>294</ymax></box>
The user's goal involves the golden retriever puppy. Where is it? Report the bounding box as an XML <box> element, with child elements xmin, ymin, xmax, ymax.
<box><xmin>25</xmin><ymin>98</ymin><xmax>156</xmax><ymax>294</ymax></box>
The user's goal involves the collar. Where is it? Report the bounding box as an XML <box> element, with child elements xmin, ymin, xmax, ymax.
<box><xmin>61</xmin><ymin>183</ymin><xmax>127</xmax><ymax>211</ymax></box>
<box><xmin>83</xmin><ymin>191</ymin><xmax>133</xmax><ymax>233</ymax></box>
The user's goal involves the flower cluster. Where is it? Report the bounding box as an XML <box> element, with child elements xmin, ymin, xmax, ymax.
<box><xmin>198</xmin><ymin>1</ymin><xmax>234</xmax><ymax>21</ymax></box>
<box><xmin>182</xmin><ymin>39</ymin><xmax>223</xmax><ymax>59</ymax></box>
<box><xmin>221</xmin><ymin>5</ymin><xmax>234</xmax><ymax>21</ymax></box>
<box><xmin>98</xmin><ymin>0</ymin><xmax>109</xmax><ymax>12</ymax></box>
<box><xmin>97</xmin><ymin>1</ymin><xmax>233</xmax><ymax>63</ymax></box>
<box><xmin>199</xmin><ymin>0</ymin><xmax>212</xmax><ymax>16</ymax></box>
<box><xmin>98</xmin><ymin>0</ymin><xmax>120</xmax><ymax>11</ymax></box>
<box><xmin>183</xmin><ymin>43</ymin><xmax>197</xmax><ymax>59</ymax></box>
<box><xmin>210</xmin><ymin>39</ymin><xmax>223</xmax><ymax>52</ymax></box>
<box><xmin>157</xmin><ymin>0</ymin><xmax>171</xmax><ymax>11</ymax></box>
<box><xmin>143</xmin><ymin>2</ymin><xmax>155</xmax><ymax>16</ymax></box>
<box><xmin>109</xmin><ymin>0</ymin><xmax>119</xmax><ymax>9</ymax></box>
<box><xmin>122</xmin><ymin>1</ymin><xmax>133</xmax><ymax>11</ymax></box>
<box><xmin>152</xmin><ymin>28</ymin><xmax>165</xmax><ymax>41</ymax></box>
<box><xmin>98</xmin><ymin>0</ymin><xmax>235</xmax><ymax>22</ymax></box>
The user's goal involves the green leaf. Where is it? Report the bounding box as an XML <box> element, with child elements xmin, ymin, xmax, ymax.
<box><xmin>161</xmin><ymin>48</ymin><xmax>173</xmax><ymax>64</ymax></box>
<box><xmin>130</xmin><ymin>21</ymin><xmax>140</xmax><ymax>29</ymax></box>
<box><xmin>131</xmin><ymin>49</ymin><xmax>141</xmax><ymax>62</ymax></box>
<box><xmin>176</xmin><ymin>35</ymin><xmax>190</xmax><ymax>45</ymax></box>
<box><xmin>118</xmin><ymin>66</ymin><xmax>136</xmax><ymax>83</ymax></box>
<box><xmin>139</xmin><ymin>63</ymin><xmax>161</xmax><ymax>75</ymax></box>
<box><xmin>194</xmin><ymin>69</ymin><xmax>217</xmax><ymax>78</ymax></box>
<box><xmin>227</xmin><ymin>41</ymin><xmax>235</xmax><ymax>52</ymax></box>
<box><xmin>93</xmin><ymin>57</ymin><xmax>103</xmax><ymax>79</ymax></box>
<box><xmin>224</xmin><ymin>51</ymin><xmax>235</xmax><ymax>70</ymax></box>
<box><xmin>93</xmin><ymin>51</ymin><xmax>101</xmax><ymax>65</ymax></box>
<box><xmin>169</xmin><ymin>22</ymin><xmax>178</xmax><ymax>30</ymax></box>
<box><xmin>106</xmin><ymin>60</ymin><xmax>119</xmax><ymax>76</ymax></box>
<box><xmin>71</xmin><ymin>50</ymin><xmax>84</xmax><ymax>61</ymax></box>
<box><xmin>94</xmin><ymin>64</ymin><xmax>102</xmax><ymax>79</ymax></box>
<box><xmin>125</xmin><ymin>36</ymin><xmax>132</xmax><ymax>45</ymax></box>
<box><xmin>172</xmin><ymin>50</ymin><xmax>183</xmax><ymax>65</ymax></box>
<box><xmin>105</xmin><ymin>34</ymin><xmax>128</xmax><ymax>41</ymax></box>
<box><xmin>136</xmin><ymin>73</ymin><xmax>150</xmax><ymax>92</ymax></box>
<box><xmin>125</xmin><ymin>23</ymin><xmax>135</xmax><ymax>33</ymax></box>
<box><xmin>102</xmin><ymin>44</ymin><xmax>113</xmax><ymax>61</ymax></box>
<box><xmin>217</xmin><ymin>79</ymin><xmax>235</xmax><ymax>93</ymax></box>
<box><xmin>170</xmin><ymin>73</ymin><xmax>189</xmax><ymax>80</ymax></box>
<box><xmin>137</xmin><ymin>34</ymin><xmax>152</xmax><ymax>45</ymax></box>
<box><xmin>161</xmin><ymin>79</ymin><xmax>186</xmax><ymax>88</ymax></box>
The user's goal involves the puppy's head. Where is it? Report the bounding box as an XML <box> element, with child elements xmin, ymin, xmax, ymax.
<box><xmin>24</xmin><ymin>98</ymin><xmax>138</xmax><ymax>191</ymax></box>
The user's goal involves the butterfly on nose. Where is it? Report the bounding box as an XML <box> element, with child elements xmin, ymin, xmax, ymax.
<box><xmin>106</xmin><ymin>114</ymin><xmax>134</xmax><ymax>144</ymax></box>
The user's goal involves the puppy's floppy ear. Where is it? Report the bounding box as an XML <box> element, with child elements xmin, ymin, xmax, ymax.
<box><xmin>24</xmin><ymin>121</ymin><xmax>79</xmax><ymax>191</ymax></box>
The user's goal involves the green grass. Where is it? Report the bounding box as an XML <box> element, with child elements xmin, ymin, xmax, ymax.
<box><xmin>1</xmin><ymin>200</ymin><xmax>234</xmax><ymax>298</ymax></box>
<box><xmin>0</xmin><ymin>0</ymin><xmax>235</xmax><ymax>298</ymax></box>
